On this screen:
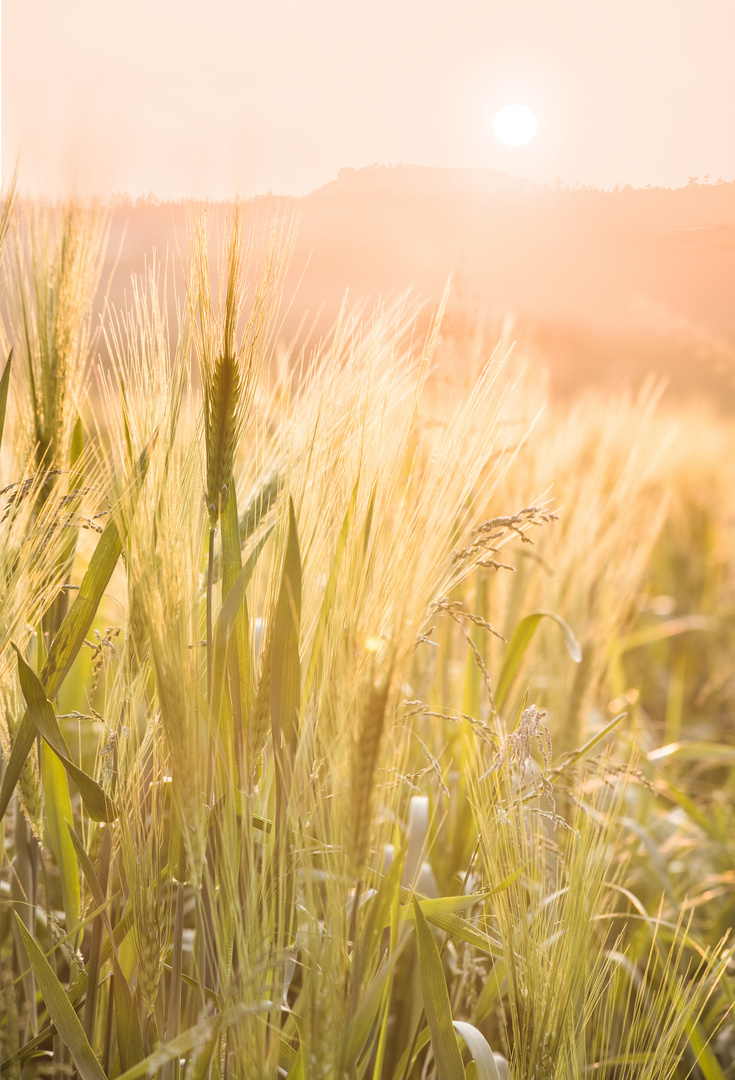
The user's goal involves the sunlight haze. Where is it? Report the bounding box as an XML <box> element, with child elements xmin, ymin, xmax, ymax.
<box><xmin>5</xmin><ymin>0</ymin><xmax>735</xmax><ymax>197</ymax></box>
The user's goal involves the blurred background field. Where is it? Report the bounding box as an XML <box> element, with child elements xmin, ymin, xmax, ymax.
<box><xmin>102</xmin><ymin>170</ymin><xmax>735</xmax><ymax>405</ymax></box>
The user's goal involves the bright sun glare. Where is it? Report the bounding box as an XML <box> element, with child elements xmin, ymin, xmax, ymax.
<box><xmin>493</xmin><ymin>104</ymin><xmax>538</xmax><ymax>147</ymax></box>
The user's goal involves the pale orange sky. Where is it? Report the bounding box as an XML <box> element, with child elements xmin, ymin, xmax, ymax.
<box><xmin>4</xmin><ymin>0</ymin><xmax>735</xmax><ymax>198</ymax></box>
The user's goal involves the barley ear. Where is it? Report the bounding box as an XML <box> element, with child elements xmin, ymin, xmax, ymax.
<box><xmin>204</xmin><ymin>349</ymin><xmax>240</xmax><ymax>527</ymax></box>
<box><xmin>350</xmin><ymin>664</ymin><xmax>392</xmax><ymax>879</ymax></box>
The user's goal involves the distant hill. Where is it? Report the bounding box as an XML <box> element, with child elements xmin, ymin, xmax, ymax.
<box><xmin>99</xmin><ymin>170</ymin><xmax>735</xmax><ymax>403</ymax></box>
<box><xmin>312</xmin><ymin>164</ymin><xmax>541</xmax><ymax>199</ymax></box>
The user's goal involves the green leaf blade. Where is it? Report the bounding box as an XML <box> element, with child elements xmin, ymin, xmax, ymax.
<box><xmin>40</xmin><ymin>742</ymin><xmax>81</xmax><ymax>935</ymax></box>
<box><xmin>302</xmin><ymin>478</ymin><xmax>358</xmax><ymax>710</ymax></box>
<box><xmin>0</xmin><ymin>436</ymin><xmax>154</xmax><ymax>822</ymax></box>
<box><xmin>453</xmin><ymin>1022</ymin><xmax>507</xmax><ymax>1080</ymax></box>
<box><xmin>14</xmin><ymin>915</ymin><xmax>108</xmax><ymax>1080</ymax></box>
<box><xmin>211</xmin><ymin>524</ymin><xmax>274</xmax><ymax>730</ymax></box>
<box><xmin>13</xmin><ymin>645</ymin><xmax>117</xmax><ymax>822</ymax></box>
<box><xmin>496</xmin><ymin>609</ymin><xmax>581</xmax><ymax>713</ymax></box>
<box><xmin>271</xmin><ymin>496</ymin><xmax>302</xmax><ymax>789</ymax></box>
<box><xmin>341</xmin><ymin>936</ymin><xmax>410</xmax><ymax>1070</ymax></box>
<box><xmin>0</xmin><ymin>347</ymin><xmax>13</xmax><ymax>451</ymax></box>
<box><xmin>413</xmin><ymin>896</ymin><xmax>465</xmax><ymax>1080</ymax></box>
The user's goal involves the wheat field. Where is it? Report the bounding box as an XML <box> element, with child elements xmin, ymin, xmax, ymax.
<box><xmin>0</xmin><ymin>191</ymin><xmax>734</xmax><ymax>1080</ymax></box>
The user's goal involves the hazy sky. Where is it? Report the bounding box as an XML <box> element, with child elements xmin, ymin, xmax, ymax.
<box><xmin>5</xmin><ymin>0</ymin><xmax>735</xmax><ymax>198</ymax></box>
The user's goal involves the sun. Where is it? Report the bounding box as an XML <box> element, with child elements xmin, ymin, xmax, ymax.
<box><xmin>493</xmin><ymin>104</ymin><xmax>538</xmax><ymax>147</ymax></box>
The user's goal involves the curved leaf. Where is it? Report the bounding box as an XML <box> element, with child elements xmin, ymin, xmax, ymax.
<box><xmin>13</xmin><ymin>645</ymin><xmax>117</xmax><ymax>822</ymax></box>
<box><xmin>618</xmin><ymin>614</ymin><xmax>715</xmax><ymax>654</ymax></box>
<box><xmin>0</xmin><ymin>434</ymin><xmax>155</xmax><ymax>822</ymax></box>
<box><xmin>496</xmin><ymin>610</ymin><xmax>581</xmax><ymax>713</ymax></box>
<box><xmin>453</xmin><ymin>1022</ymin><xmax>508</xmax><ymax>1080</ymax></box>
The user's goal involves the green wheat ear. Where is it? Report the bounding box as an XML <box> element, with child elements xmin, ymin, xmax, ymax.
<box><xmin>204</xmin><ymin>347</ymin><xmax>241</xmax><ymax>526</ymax></box>
<box><xmin>192</xmin><ymin>202</ymin><xmax>294</xmax><ymax>531</ymax></box>
<box><xmin>198</xmin><ymin>208</ymin><xmax>245</xmax><ymax>529</ymax></box>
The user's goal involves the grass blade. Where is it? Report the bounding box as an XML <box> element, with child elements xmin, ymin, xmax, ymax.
<box><xmin>285</xmin><ymin>1048</ymin><xmax>304</xmax><ymax>1080</ymax></box>
<box><xmin>220</xmin><ymin>474</ymin><xmax>248</xmax><ymax>780</ymax></box>
<box><xmin>2</xmin><ymin>907</ymin><xmax>135</xmax><ymax>1073</ymax></box>
<box><xmin>0</xmin><ymin>436</ymin><xmax>154</xmax><ymax>822</ymax></box>
<box><xmin>14</xmin><ymin>914</ymin><xmax>108</xmax><ymax>1080</ymax></box>
<box><xmin>41</xmin><ymin>430</ymin><xmax>155</xmax><ymax>700</ymax></box>
<box><xmin>551</xmin><ymin>712</ymin><xmax>626</xmax><ymax>775</ymax></box>
<box><xmin>413</xmin><ymin>896</ymin><xmax>465</xmax><ymax>1080</ymax></box>
<box><xmin>271</xmin><ymin>496</ymin><xmax>302</xmax><ymax>791</ymax></box>
<box><xmin>301</xmin><ymin>478</ymin><xmax>358</xmax><ymax>711</ymax></box>
<box><xmin>495</xmin><ymin>610</ymin><xmax>581</xmax><ymax>713</ymax></box>
<box><xmin>114</xmin><ymin>1002</ymin><xmax>271</xmax><ymax>1080</ymax></box>
<box><xmin>341</xmin><ymin>935</ymin><xmax>411</xmax><ymax>1071</ymax></box>
<box><xmin>239</xmin><ymin>466</ymin><xmax>281</xmax><ymax>544</ymax></box>
<box><xmin>364</xmin><ymin>871</ymin><xmax>504</xmax><ymax>956</ymax></box>
<box><xmin>40</xmin><ymin>741</ymin><xmax>81</xmax><ymax>936</ymax></box>
<box><xmin>211</xmin><ymin>524</ymin><xmax>274</xmax><ymax>732</ymax></box>
<box><xmin>81</xmin><ymin>826</ymin><xmax>112</xmax><ymax>1041</ymax></box>
<box><xmin>398</xmin><ymin>890</ymin><xmax>499</xmax><ymax>921</ymax></box>
<box><xmin>68</xmin><ymin>825</ymin><xmax>145</xmax><ymax>1069</ymax></box>
<box><xmin>452</xmin><ymin>1022</ymin><xmax>506</xmax><ymax>1080</ymax></box>
<box><xmin>0</xmin><ymin>347</ymin><xmax>13</xmax><ymax>451</ymax></box>
<box><xmin>13</xmin><ymin>645</ymin><xmax>117</xmax><ymax>822</ymax></box>
<box><xmin>389</xmin><ymin>1026</ymin><xmax>432</xmax><ymax>1080</ymax></box>
<box><xmin>361</xmin><ymin>848</ymin><xmax>406</xmax><ymax>972</ymax></box>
